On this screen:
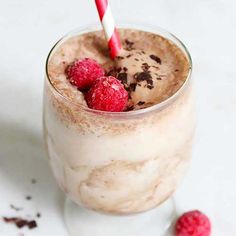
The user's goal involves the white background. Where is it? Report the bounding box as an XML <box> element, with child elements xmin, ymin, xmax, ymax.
<box><xmin>0</xmin><ymin>0</ymin><xmax>236</xmax><ymax>235</ymax></box>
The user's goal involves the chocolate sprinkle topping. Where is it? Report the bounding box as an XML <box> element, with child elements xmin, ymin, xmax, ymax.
<box><xmin>126</xmin><ymin>105</ymin><xmax>134</xmax><ymax>111</ymax></box>
<box><xmin>138</xmin><ymin>101</ymin><xmax>145</xmax><ymax>106</ymax></box>
<box><xmin>126</xmin><ymin>54</ymin><xmax>132</xmax><ymax>58</ymax></box>
<box><xmin>150</xmin><ymin>55</ymin><xmax>162</xmax><ymax>64</ymax></box>
<box><xmin>134</xmin><ymin>71</ymin><xmax>154</xmax><ymax>89</ymax></box>
<box><xmin>106</xmin><ymin>67</ymin><xmax>121</xmax><ymax>77</ymax></box>
<box><xmin>3</xmin><ymin>217</ymin><xmax>37</xmax><ymax>229</ymax></box>
<box><xmin>141</xmin><ymin>63</ymin><xmax>150</xmax><ymax>71</ymax></box>
<box><xmin>28</xmin><ymin>221</ymin><xmax>37</xmax><ymax>229</ymax></box>
<box><xmin>123</xmin><ymin>67</ymin><xmax>128</xmax><ymax>72</ymax></box>
<box><xmin>147</xmin><ymin>84</ymin><xmax>154</xmax><ymax>89</ymax></box>
<box><xmin>129</xmin><ymin>83</ymin><xmax>137</xmax><ymax>92</ymax></box>
<box><xmin>117</xmin><ymin>73</ymin><xmax>128</xmax><ymax>84</ymax></box>
<box><xmin>134</xmin><ymin>58</ymin><xmax>139</xmax><ymax>61</ymax></box>
<box><xmin>134</xmin><ymin>72</ymin><xmax>152</xmax><ymax>82</ymax></box>
<box><xmin>134</xmin><ymin>72</ymin><xmax>154</xmax><ymax>90</ymax></box>
<box><xmin>125</xmin><ymin>39</ymin><xmax>134</xmax><ymax>46</ymax></box>
<box><xmin>116</xmin><ymin>56</ymin><xmax>124</xmax><ymax>60</ymax></box>
<box><xmin>16</xmin><ymin>219</ymin><xmax>28</xmax><ymax>228</ymax></box>
<box><xmin>125</xmin><ymin>39</ymin><xmax>134</xmax><ymax>50</ymax></box>
<box><xmin>147</xmin><ymin>79</ymin><xmax>153</xmax><ymax>86</ymax></box>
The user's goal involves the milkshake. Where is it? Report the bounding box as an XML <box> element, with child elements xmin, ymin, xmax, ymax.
<box><xmin>44</xmin><ymin>26</ymin><xmax>193</xmax><ymax>215</ymax></box>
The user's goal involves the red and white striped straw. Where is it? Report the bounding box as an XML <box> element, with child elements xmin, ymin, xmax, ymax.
<box><xmin>95</xmin><ymin>0</ymin><xmax>122</xmax><ymax>59</ymax></box>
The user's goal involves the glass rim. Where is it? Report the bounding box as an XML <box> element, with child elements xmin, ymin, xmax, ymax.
<box><xmin>45</xmin><ymin>21</ymin><xmax>192</xmax><ymax>117</ymax></box>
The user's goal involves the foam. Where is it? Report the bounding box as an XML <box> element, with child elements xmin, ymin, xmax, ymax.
<box><xmin>47</xmin><ymin>29</ymin><xmax>189</xmax><ymax>110</ymax></box>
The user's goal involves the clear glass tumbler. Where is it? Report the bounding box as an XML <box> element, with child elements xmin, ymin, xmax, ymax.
<box><xmin>43</xmin><ymin>23</ymin><xmax>193</xmax><ymax>236</ymax></box>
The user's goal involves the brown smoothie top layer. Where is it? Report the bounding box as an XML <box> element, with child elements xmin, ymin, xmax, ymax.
<box><xmin>47</xmin><ymin>29</ymin><xmax>190</xmax><ymax>111</ymax></box>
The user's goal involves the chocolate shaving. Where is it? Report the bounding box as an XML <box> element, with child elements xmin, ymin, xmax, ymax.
<box><xmin>134</xmin><ymin>72</ymin><xmax>154</xmax><ymax>89</ymax></box>
<box><xmin>126</xmin><ymin>105</ymin><xmax>134</xmax><ymax>111</ymax></box>
<box><xmin>28</xmin><ymin>221</ymin><xmax>37</xmax><ymax>229</ymax></box>
<box><xmin>106</xmin><ymin>67</ymin><xmax>121</xmax><ymax>77</ymax></box>
<box><xmin>141</xmin><ymin>63</ymin><xmax>150</xmax><ymax>71</ymax></box>
<box><xmin>147</xmin><ymin>84</ymin><xmax>154</xmax><ymax>89</ymax></box>
<box><xmin>126</xmin><ymin>54</ymin><xmax>132</xmax><ymax>58</ymax></box>
<box><xmin>134</xmin><ymin>72</ymin><xmax>152</xmax><ymax>82</ymax></box>
<box><xmin>116</xmin><ymin>56</ymin><xmax>124</xmax><ymax>60</ymax></box>
<box><xmin>146</xmin><ymin>79</ymin><xmax>154</xmax><ymax>89</ymax></box>
<box><xmin>147</xmin><ymin>79</ymin><xmax>153</xmax><ymax>86</ymax></box>
<box><xmin>3</xmin><ymin>217</ymin><xmax>17</xmax><ymax>223</ymax></box>
<box><xmin>138</xmin><ymin>101</ymin><xmax>145</xmax><ymax>106</ymax></box>
<box><xmin>125</xmin><ymin>39</ymin><xmax>134</xmax><ymax>50</ymax></box>
<box><xmin>117</xmin><ymin>73</ymin><xmax>128</xmax><ymax>84</ymax></box>
<box><xmin>129</xmin><ymin>83</ymin><xmax>137</xmax><ymax>92</ymax></box>
<box><xmin>125</xmin><ymin>39</ymin><xmax>134</xmax><ymax>46</ymax></box>
<box><xmin>156</xmin><ymin>77</ymin><xmax>162</xmax><ymax>80</ymax></box>
<box><xmin>134</xmin><ymin>58</ymin><xmax>139</xmax><ymax>61</ymax></box>
<box><xmin>16</xmin><ymin>219</ymin><xmax>28</xmax><ymax>228</ymax></box>
<box><xmin>150</xmin><ymin>55</ymin><xmax>162</xmax><ymax>64</ymax></box>
<box><xmin>10</xmin><ymin>204</ymin><xmax>23</xmax><ymax>211</ymax></box>
<box><xmin>3</xmin><ymin>217</ymin><xmax>37</xmax><ymax>229</ymax></box>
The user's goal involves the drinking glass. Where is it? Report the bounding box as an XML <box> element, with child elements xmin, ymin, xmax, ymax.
<box><xmin>43</xmin><ymin>22</ymin><xmax>193</xmax><ymax>236</ymax></box>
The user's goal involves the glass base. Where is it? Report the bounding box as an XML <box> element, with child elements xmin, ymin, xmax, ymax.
<box><xmin>64</xmin><ymin>198</ymin><xmax>176</xmax><ymax>236</ymax></box>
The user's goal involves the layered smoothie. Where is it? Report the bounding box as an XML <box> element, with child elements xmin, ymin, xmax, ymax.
<box><xmin>44</xmin><ymin>27</ymin><xmax>193</xmax><ymax>214</ymax></box>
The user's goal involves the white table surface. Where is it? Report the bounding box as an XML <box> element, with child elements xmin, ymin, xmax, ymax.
<box><xmin>0</xmin><ymin>0</ymin><xmax>236</xmax><ymax>235</ymax></box>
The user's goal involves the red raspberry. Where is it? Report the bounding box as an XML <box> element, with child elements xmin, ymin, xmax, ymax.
<box><xmin>175</xmin><ymin>210</ymin><xmax>211</xmax><ymax>236</ymax></box>
<box><xmin>86</xmin><ymin>76</ymin><xmax>128</xmax><ymax>112</ymax></box>
<box><xmin>66</xmin><ymin>58</ymin><xmax>105</xmax><ymax>90</ymax></box>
